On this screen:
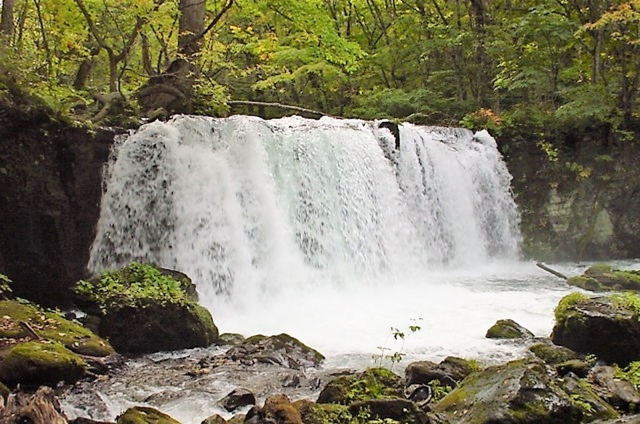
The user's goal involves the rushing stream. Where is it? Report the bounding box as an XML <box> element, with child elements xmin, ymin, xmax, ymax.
<box><xmin>64</xmin><ymin>115</ymin><xmax>591</xmax><ymax>422</ymax></box>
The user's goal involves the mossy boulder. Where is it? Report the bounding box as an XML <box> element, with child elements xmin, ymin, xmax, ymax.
<box><xmin>551</xmin><ymin>293</ymin><xmax>640</xmax><ymax>366</ymax></box>
<box><xmin>0</xmin><ymin>340</ymin><xmax>87</xmax><ymax>387</ymax></box>
<box><xmin>559</xmin><ymin>373</ymin><xmax>619</xmax><ymax>422</ymax></box>
<box><xmin>316</xmin><ymin>367</ymin><xmax>402</xmax><ymax>405</ymax></box>
<box><xmin>486</xmin><ymin>319</ymin><xmax>535</xmax><ymax>339</ymax></box>
<box><xmin>528</xmin><ymin>341</ymin><xmax>581</xmax><ymax>365</ymax></box>
<box><xmin>567</xmin><ymin>264</ymin><xmax>640</xmax><ymax>292</ymax></box>
<box><xmin>74</xmin><ymin>263</ymin><xmax>218</xmax><ymax>354</ymax></box>
<box><xmin>225</xmin><ymin>333</ymin><xmax>324</xmax><ymax>369</ymax></box>
<box><xmin>432</xmin><ymin>357</ymin><xmax>582</xmax><ymax>423</ymax></box>
<box><xmin>0</xmin><ymin>299</ymin><xmax>114</xmax><ymax>357</ymax></box>
<box><xmin>405</xmin><ymin>356</ymin><xmax>477</xmax><ymax>388</ymax></box>
<box><xmin>116</xmin><ymin>406</ymin><xmax>181</xmax><ymax>424</ymax></box>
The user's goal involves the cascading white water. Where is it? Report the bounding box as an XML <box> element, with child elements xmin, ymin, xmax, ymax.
<box><xmin>90</xmin><ymin>115</ymin><xmax>520</xmax><ymax>289</ymax></box>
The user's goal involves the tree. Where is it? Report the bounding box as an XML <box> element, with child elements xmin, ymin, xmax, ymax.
<box><xmin>0</xmin><ymin>0</ymin><xmax>15</xmax><ymax>37</ymax></box>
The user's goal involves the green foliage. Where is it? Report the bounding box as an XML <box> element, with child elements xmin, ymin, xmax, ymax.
<box><xmin>428</xmin><ymin>379</ymin><xmax>453</xmax><ymax>403</ymax></box>
<box><xmin>0</xmin><ymin>273</ymin><xmax>13</xmax><ymax>300</ymax></box>
<box><xmin>611</xmin><ymin>292</ymin><xmax>640</xmax><ymax>318</ymax></box>
<box><xmin>74</xmin><ymin>262</ymin><xmax>189</xmax><ymax>312</ymax></box>
<box><xmin>615</xmin><ymin>360</ymin><xmax>640</xmax><ymax>390</ymax></box>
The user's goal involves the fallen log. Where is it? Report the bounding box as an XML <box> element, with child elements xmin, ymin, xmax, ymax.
<box><xmin>536</xmin><ymin>262</ymin><xmax>568</xmax><ymax>280</ymax></box>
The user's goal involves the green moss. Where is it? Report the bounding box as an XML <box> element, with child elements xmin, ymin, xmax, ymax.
<box><xmin>0</xmin><ymin>300</ymin><xmax>113</xmax><ymax>356</ymax></box>
<box><xmin>485</xmin><ymin>319</ymin><xmax>533</xmax><ymax>339</ymax></box>
<box><xmin>529</xmin><ymin>343</ymin><xmax>579</xmax><ymax>365</ymax></box>
<box><xmin>555</xmin><ymin>292</ymin><xmax>589</xmax><ymax>323</ymax></box>
<box><xmin>611</xmin><ymin>292</ymin><xmax>640</xmax><ymax>318</ymax></box>
<box><xmin>0</xmin><ymin>340</ymin><xmax>87</xmax><ymax>386</ymax></box>
<box><xmin>189</xmin><ymin>303</ymin><xmax>218</xmax><ymax>345</ymax></box>
<box><xmin>303</xmin><ymin>403</ymin><xmax>350</xmax><ymax>424</ymax></box>
<box><xmin>116</xmin><ymin>406</ymin><xmax>181</xmax><ymax>424</ymax></box>
<box><xmin>567</xmin><ymin>276</ymin><xmax>605</xmax><ymax>291</ymax></box>
<box><xmin>609</xmin><ymin>271</ymin><xmax>640</xmax><ymax>290</ymax></box>
<box><xmin>74</xmin><ymin>262</ymin><xmax>190</xmax><ymax>312</ymax></box>
<box><xmin>584</xmin><ymin>263</ymin><xmax>613</xmax><ymax>276</ymax></box>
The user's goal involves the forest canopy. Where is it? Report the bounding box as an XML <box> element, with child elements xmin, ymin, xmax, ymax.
<box><xmin>0</xmin><ymin>0</ymin><xmax>638</xmax><ymax>140</ymax></box>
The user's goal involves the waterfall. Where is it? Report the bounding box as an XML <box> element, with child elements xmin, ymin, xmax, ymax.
<box><xmin>88</xmin><ymin>115</ymin><xmax>521</xmax><ymax>308</ymax></box>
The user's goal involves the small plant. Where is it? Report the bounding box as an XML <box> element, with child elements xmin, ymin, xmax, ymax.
<box><xmin>374</xmin><ymin>318</ymin><xmax>422</xmax><ymax>370</ymax></box>
<box><xmin>611</xmin><ymin>292</ymin><xmax>640</xmax><ymax>318</ymax></box>
<box><xmin>615</xmin><ymin>361</ymin><xmax>640</xmax><ymax>390</ymax></box>
<box><xmin>74</xmin><ymin>262</ymin><xmax>188</xmax><ymax>312</ymax></box>
<box><xmin>0</xmin><ymin>273</ymin><xmax>13</xmax><ymax>300</ymax></box>
<box><xmin>428</xmin><ymin>379</ymin><xmax>453</xmax><ymax>402</ymax></box>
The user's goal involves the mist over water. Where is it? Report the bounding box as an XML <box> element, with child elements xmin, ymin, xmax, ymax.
<box><xmin>88</xmin><ymin>115</ymin><xmax>567</xmax><ymax>365</ymax></box>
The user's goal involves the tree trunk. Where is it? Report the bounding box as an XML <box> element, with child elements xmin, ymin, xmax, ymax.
<box><xmin>178</xmin><ymin>0</ymin><xmax>205</xmax><ymax>57</ymax></box>
<box><xmin>0</xmin><ymin>0</ymin><xmax>15</xmax><ymax>37</ymax></box>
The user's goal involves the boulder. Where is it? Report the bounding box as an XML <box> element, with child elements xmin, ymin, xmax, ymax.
<box><xmin>589</xmin><ymin>364</ymin><xmax>640</xmax><ymax>412</ymax></box>
<box><xmin>116</xmin><ymin>406</ymin><xmax>181</xmax><ymax>424</ymax></box>
<box><xmin>316</xmin><ymin>367</ymin><xmax>402</xmax><ymax>405</ymax></box>
<box><xmin>347</xmin><ymin>398</ymin><xmax>430</xmax><ymax>423</ymax></box>
<box><xmin>262</xmin><ymin>394</ymin><xmax>302</xmax><ymax>424</ymax></box>
<box><xmin>432</xmin><ymin>357</ymin><xmax>583</xmax><ymax>423</ymax></box>
<box><xmin>567</xmin><ymin>264</ymin><xmax>640</xmax><ymax>292</ymax></box>
<box><xmin>485</xmin><ymin>319</ymin><xmax>534</xmax><ymax>339</ymax></box>
<box><xmin>405</xmin><ymin>356</ymin><xmax>477</xmax><ymax>388</ymax></box>
<box><xmin>528</xmin><ymin>340</ymin><xmax>581</xmax><ymax>365</ymax></box>
<box><xmin>559</xmin><ymin>372</ymin><xmax>619</xmax><ymax>422</ymax></box>
<box><xmin>552</xmin><ymin>294</ymin><xmax>640</xmax><ymax>366</ymax></box>
<box><xmin>219</xmin><ymin>388</ymin><xmax>256</xmax><ymax>412</ymax></box>
<box><xmin>0</xmin><ymin>340</ymin><xmax>87</xmax><ymax>387</ymax></box>
<box><xmin>74</xmin><ymin>263</ymin><xmax>218</xmax><ymax>354</ymax></box>
<box><xmin>0</xmin><ymin>299</ymin><xmax>114</xmax><ymax>357</ymax></box>
<box><xmin>225</xmin><ymin>333</ymin><xmax>323</xmax><ymax>370</ymax></box>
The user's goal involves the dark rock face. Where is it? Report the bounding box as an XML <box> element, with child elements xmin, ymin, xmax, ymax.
<box><xmin>225</xmin><ymin>333</ymin><xmax>324</xmax><ymax>370</ymax></box>
<box><xmin>220</xmin><ymin>388</ymin><xmax>256</xmax><ymax>412</ymax></box>
<box><xmin>552</xmin><ymin>296</ymin><xmax>640</xmax><ymax>366</ymax></box>
<box><xmin>433</xmin><ymin>357</ymin><xmax>583</xmax><ymax>423</ymax></box>
<box><xmin>0</xmin><ymin>99</ymin><xmax>118</xmax><ymax>307</ymax></box>
<box><xmin>99</xmin><ymin>302</ymin><xmax>218</xmax><ymax>354</ymax></box>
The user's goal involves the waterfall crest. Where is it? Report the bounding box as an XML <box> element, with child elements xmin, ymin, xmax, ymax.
<box><xmin>89</xmin><ymin>115</ymin><xmax>521</xmax><ymax>304</ymax></box>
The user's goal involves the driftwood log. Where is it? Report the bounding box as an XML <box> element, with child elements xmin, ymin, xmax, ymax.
<box><xmin>0</xmin><ymin>386</ymin><xmax>67</xmax><ymax>423</ymax></box>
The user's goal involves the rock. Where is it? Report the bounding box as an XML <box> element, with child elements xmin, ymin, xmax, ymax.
<box><xmin>99</xmin><ymin>302</ymin><xmax>217</xmax><ymax>354</ymax></box>
<box><xmin>317</xmin><ymin>367</ymin><xmax>402</xmax><ymax>405</ymax></box>
<box><xmin>567</xmin><ymin>264</ymin><xmax>640</xmax><ymax>292</ymax></box>
<box><xmin>405</xmin><ymin>356</ymin><xmax>477</xmax><ymax>388</ymax></box>
<box><xmin>485</xmin><ymin>319</ymin><xmax>534</xmax><ymax>339</ymax></box>
<box><xmin>590</xmin><ymin>364</ymin><xmax>640</xmax><ymax>412</ymax></box>
<box><xmin>0</xmin><ymin>340</ymin><xmax>87</xmax><ymax>387</ymax></box>
<box><xmin>0</xmin><ymin>386</ymin><xmax>68</xmax><ymax>424</ymax></box>
<box><xmin>432</xmin><ymin>357</ymin><xmax>583</xmax><ymax>423</ymax></box>
<box><xmin>116</xmin><ymin>406</ymin><xmax>181</xmax><ymax>423</ymax></box>
<box><xmin>528</xmin><ymin>340</ymin><xmax>581</xmax><ymax>365</ymax></box>
<box><xmin>69</xmin><ymin>418</ymin><xmax>114</xmax><ymax>424</ymax></box>
<box><xmin>263</xmin><ymin>394</ymin><xmax>302</xmax><ymax>424</ymax></box>
<box><xmin>225</xmin><ymin>333</ymin><xmax>324</xmax><ymax>370</ymax></box>
<box><xmin>347</xmin><ymin>398</ymin><xmax>430</xmax><ymax>423</ymax></box>
<box><xmin>552</xmin><ymin>294</ymin><xmax>640</xmax><ymax>366</ymax></box>
<box><xmin>200</xmin><ymin>415</ymin><xmax>226</xmax><ymax>424</ymax></box>
<box><xmin>219</xmin><ymin>388</ymin><xmax>256</xmax><ymax>412</ymax></box>
<box><xmin>557</xmin><ymin>359</ymin><xmax>592</xmax><ymax>378</ymax></box>
<box><xmin>559</xmin><ymin>372</ymin><xmax>619</xmax><ymax>422</ymax></box>
<box><xmin>74</xmin><ymin>263</ymin><xmax>218</xmax><ymax>354</ymax></box>
<box><xmin>0</xmin><ymin>299</ymin><xmax>114</xmax><ymax>357</ymax></box>
<box><xmin>218</xmin><ymin>333</ymin><xmax>246</xmax><ymax>346</ymax></box>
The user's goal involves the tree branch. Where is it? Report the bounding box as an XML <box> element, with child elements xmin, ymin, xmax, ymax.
<box><xmin>227</xmin><ymin>100</ymin><xmax>326</xmax><ymax>117</ymax></box>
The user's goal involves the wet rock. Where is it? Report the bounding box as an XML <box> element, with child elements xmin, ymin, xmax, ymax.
<box><xmin>528</xmin><ymin>340</ymin><xmax>581</xmax><ymax>365</ymax></box>
<box><xmin>552</xmin><ymin>294</ymin><xmax>640</xmax><ymax>366</ymax></box>
<box><xmin>405</xmin><ymin>356</ymin><xmax>476</xmax><ymax>388</ymax></box>
<box><xmin>566</xmin><ymin>264</ymin><xmax>640</xmax><ymax>292</ymax></box>
<box><xmin>317</xmin><ymin>367</ymin><xmax>402</xmax><ymax>405</ymax></box>
<box><xmin>200</xmin><ymin>415</ymin><xmax>226</xmax><ymax>424</ymax></box>
<box><xmin>116</xmin><ymin>406</ymin><xmax>181</xmax><ymax>423</ymax></box>
<box><xmin>225</xmin><ymin>334</ymin><xmax>323</xmax><ymax>370</ymax></box>
<box><xmin>218</xmin><ymin>333</ymin><xmax>245</xmax><ymax>346</ymax></box>
<box><xmin>263</xmin><ymin>394</ymin><xmax>302</xmax><ymax>424</ymax></box>
<box><xmin>557</xmin><ymin>359</ymin><xmax>592</xmax><ymax>378</ymax></box>
<box><xmin>219</xmin><ymin>388</ymin><xmax>256</xmax><ymax>412</ymax></box>
<box><xmin>559</xmin><ymin>372</ymin><xmax>619</xmax><ymax>422</ymax></box>
<box><xmin>485</xmin><ymin>318</ymin><xmax>534</xmax><ymax>339</ymax></box>
<box><xmin>69</xmin><ymin>418</ymin><xmax>114</xmax><ymax>424</ymax></box>
<box><xmin>432</xmin><ymin>357</ymin><xmax>582</xmax><ymax>423</ymax></box>
<box><xmin>0</xmin><ymin>340</ymin><xmax>87</xmax><ymax>387</ymax></box>
<box><xmin>74</xmin><ymin>263</ymin><xmax>218</xmax><ymax>354</ymax></box>
<box><xmin>590</xmin><ymin>364</ymin><xmax>640</xmax><ymax>412</ymax></box>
